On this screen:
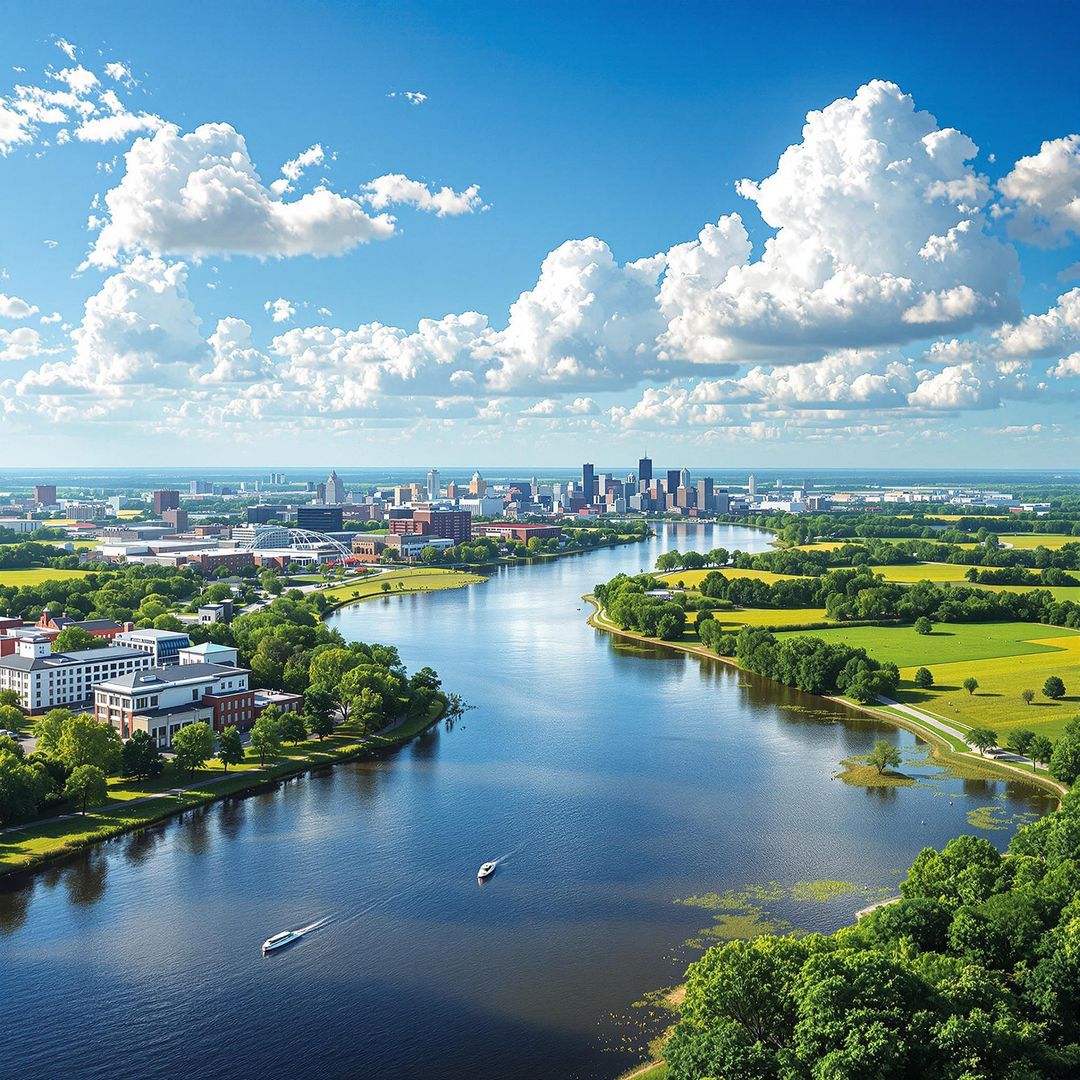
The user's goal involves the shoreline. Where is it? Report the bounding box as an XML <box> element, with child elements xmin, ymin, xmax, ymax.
<box><xmin>584</xmin><ymin>597</ymin><xmax>1064</xmax><ymax>800</ymax></box>
<box><xmin>0</xmin><ymin>697</ymin><xmax>448</xmax><ymax>881</ymax></box>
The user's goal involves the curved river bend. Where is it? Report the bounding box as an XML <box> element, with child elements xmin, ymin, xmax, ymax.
<box><xmin>0</xmin><ymin>525</ymin><xmax>1053</xmax><ymax>1080</ymax></box>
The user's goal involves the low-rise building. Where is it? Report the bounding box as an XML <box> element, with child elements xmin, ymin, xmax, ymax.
<box><xmin>35</xmin><ymin>610</ymin><xmax>127</xmax><ymax>641</ymax></box>
<box><xmin>473</xmin><ymin>523</ymin><xmax>563</xmax><ymax>542</ymax></box>
<box><xmin>95</xmin><ymin>661</ymin><xmax>253</xmax><ymax>746</ymax></box>
<box><xmin>178</xmin><ymin>642</ymin><xmax>239</xmax><ymax>667</ymax></box>
<box><xmin>114</xmin><ymin>628</ymin><xmax>192</xmax><ymax>666</ymax></box>
<box><xmin>0</xmin><ymin>635</ymin><xmax>154</xmax><ymax>713</ymax></box>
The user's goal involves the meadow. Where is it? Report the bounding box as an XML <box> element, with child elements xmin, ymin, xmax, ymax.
<box><xmin>661</xmin><ymin>566</ymin><xmax>806</xmax><ymax>587</ymax></box>
<box><xmin>0</xmin><ymin>567</ymin><xmax>96</xmax><ymax>586</ymax></box>
<box><xmin>317</xmin><ymin>567</ymin><xmax>486</xmax><ymax>605</ymax></box>
<box><xmin>776</xmin><ymin>620</ymin><xmax>1077</xmax><ymax>669</ymax></box>
<box><xmin>997</xmin><ymin>534</ymin><xmax>1078</xmax><ymax>550</ymax></box>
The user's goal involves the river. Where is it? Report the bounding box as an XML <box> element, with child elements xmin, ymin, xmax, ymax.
<box><xmin>0</xmin><ymin>524</ymin><xmax>1055</xmax><ymax>1080</ymax></box>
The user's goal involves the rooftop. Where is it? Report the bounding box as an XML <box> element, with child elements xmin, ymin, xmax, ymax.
<box><xmin>95</xmin><ymin>661</ymin><xmax>247</xmax><ymax>692</ymax></box>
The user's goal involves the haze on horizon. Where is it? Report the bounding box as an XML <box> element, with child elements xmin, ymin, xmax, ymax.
<box><xmin>0</xmin><ymin>1</ymin><xmax>1078</xmax><ymax>469</ymax></box>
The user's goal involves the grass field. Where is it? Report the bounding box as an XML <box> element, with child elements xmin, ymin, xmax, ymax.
<box><xmin>710</xmin><ymin>607</ymin><xmax>830</xmax><ymax>630</ymax></box>
<box><xmin>895</xmin><ymin>630</ymin><xmax>1080</xmax><ymax>739</ymax></box>
<box><xmin>998</xmin><ymin>534</ymin><xmax>1079</xmax><ymax>550</ymax></box>
<box><xmin>317</xmin><ymin>567</ymin><xmax>486</xmax><ymax>604</ymax></box>
<box><xmin>661</xmin><ymin>566</ymin><xmax>805</xmax><ymax>587</ymax></box>
<box><xmin>0</xmin><ymin>567</ymin><xmax>96</xmax><ymax>586</ymax></box>
<box><xmin>873</xmin><ymin>562</ymin><xmax>970</xmax><ymax>583</ymax></box>
<box><xmin>777</xmin><ymin>620</ymin><xmax>1077</xmax><ymax>669</ymax></box>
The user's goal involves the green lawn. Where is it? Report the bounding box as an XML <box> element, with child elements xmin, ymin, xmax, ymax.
<box><xmin>997</xmin><ymin>534</ymin><xmax>1078</xmax><ymax>550</ymax></box>
<box><xmin>318</xmin><ymin>567</ymin><xmax>486</xmax><ymax>604</ymax></box>
<box><xmin>0</xmin><ymin>567</ymin><xmax>97</xmax><ymax>586</ymax></box>
<box><xmin>873</xmin><ymin>562</ymin><xmax>970</xmax><ymax>583</ymax></box>
<box><xmin>776</xmin><ymin>621</ymin><xmax>1078</xmax><ymax>669</ymax></box>
<box><xmin>661</xmin><ymin>566</ymin><xmax>806</xmax><ymax>587</ymax></box>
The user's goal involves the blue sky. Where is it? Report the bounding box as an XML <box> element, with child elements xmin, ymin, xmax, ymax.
<box><xmin>1</xmin><ymin>0</ymin><xmax>1078</xmax><ymax>467</ymax></box>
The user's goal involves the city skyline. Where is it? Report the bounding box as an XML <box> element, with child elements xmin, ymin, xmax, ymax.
<box><xmin>1</xmin><ymin>3</ymin><xmax>1078</xmax><ymax>467</ymax></box>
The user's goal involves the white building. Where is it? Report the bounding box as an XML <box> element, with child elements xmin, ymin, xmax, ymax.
<box><xmin>325</xmin><ymin>469</ymin><xmax>346</xmax><ymax>505</ymax></box>
<box><xmin>0</xmin><ymin>635</ymin><xmax>153</xmax><ymax>714</ymax></box>
<box><xmin>179</xmin><ymin>642</ymin><xmax>239</xmax><ymax>667</ymax></box>
<box><xmin>114</xmin><ymin>628</ymin><xmax>192</xmax><ymax>666</ymax></box>
<box><xmin>427</xmin><ymin>468</ymin><xmax>440</xmax><ymax>501</ymax></box>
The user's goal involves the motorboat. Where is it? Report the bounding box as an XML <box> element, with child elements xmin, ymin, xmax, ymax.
<box><xmin>262</xmin><ymin>929</ymin><xmax>302</xmax><ymax>953</ymax></box>
<box><xmin>261</xmin><ymin>916</ymin><xmax>329</xmax><ymax>954</ymax></box>
<box><xmin>477</xmin><ymin>861</ymin><xmax>497</xmax><ymax>880</ymax></box>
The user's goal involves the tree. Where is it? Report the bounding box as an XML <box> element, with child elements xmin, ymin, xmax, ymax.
<box><xmin>217</xmin><ymin>725</ymin><xmax>244</xmax><ymax>773</ymax></box>
<box><xmin>170</xmin><ymin>722</ymin><xmax>215</xmax><ymax>778</ymax></box>
<box><xmin>963</xmin><ymin>677</ymin><xmax>979</xmax><ymax>696</ymax></box>
<box><xmin>1022</xmin><ymin>689</ymin><xmax>1035</xmax><ymax>706</ymax></box>
<box><xmin>1028</xmin><ymin>734</ymin><xmax>1053</xmax><ymax>772</ymax></box>
<box><xmin>0</xmin><ymin>753</ymin><xmax>52</xmax><ymax>825</ymax></box>
<box><xmin>867</xmin><ymin>739</ymin><xmax>902</xmax><ymax>774</ymax></box>
<box><xmin>57</xmin><ymin>714</ymin><xmax>122</xmax><ymax>773</ymax></box>
<box><xmin>281</xmin><ymin>711</ymin><xmax>308</xmax><ymax>745</ymax></box>
<box><xmin>305</xmin><ymin>709</ymin><xmax>334</xmax><ymax>740</ymax></box>
<box><xmin>1043</xmin><ymin>676</ymin><xmax>1066</xmax><ymax>700</ymax></box>
<box><xmin>0</xmin><ymin>689</ymin><xmax>19</xmax><ymax>708</ymax></box>
<box><xmin>32</xmin><ymin>707</ymin><xmax>75</xmax><ymax>753</ymax></box>
<box><xmin>380</xmin><ymin>581</ymin><xmax>391</xmax><ymax>593</ymax></box>
<box><xmin>913</xmin><ymin>667</ymin><xmax>934</xmax><ymax>689</ymax></box>
<box><xmin>307</xmin><ymin>647</ymin><xmax>360</xmax><ymax>688</ymax></box>
<box><xmin>965</xmin><ymin>727</ymin><xmax>998</xmax><ymax>756</ymax></box>
<box><xmin>0</xmin><ymin>703</ymin><xmax>24</xmax><ymax>731</ymax></box>
<box><xmin>914</xmin><ymin>616</ymin><xmax>933</xmax><ymax>635</ymax></box>
<box><xmin>120</xmin><ymin>730</ymin><xmax>163</xmax><ymax>779</ymax></box>
<box><xmin>64</xmin><ymin>764</ymin><xmax>108</xmax><ymax>815</ymax></box>
<box><xmin>1049</xmin><ymin>720</ymin><xmax>1080</xmax><ymax>785</ymax></box>
<box><xmin>303</xmin><ymin>682</ymin><xmax>337</xmax><ymax>736</ymax></box>
<box><xmin>1005</xmin><ymin>728</ymin><xmax>1036</xmax><ymax>759</ymax></box>
<box><xmin>53</xmin><ymin>625</ymin><xmax>98</xmax><ymax>652</ymax></box>
<box><xmin>249</xmin><ymin>712</ymin><xmax>283</xmax><ymax>765</ymax></box>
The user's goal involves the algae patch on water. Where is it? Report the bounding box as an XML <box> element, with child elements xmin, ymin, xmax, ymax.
<box><xmin>966</xmin><ymin>804</ymin><xmax>1040</xmax><ymax>832</ymax></box>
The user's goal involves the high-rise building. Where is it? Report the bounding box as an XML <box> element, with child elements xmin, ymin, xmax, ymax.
<box><xmin>246</xmin><ymin>505</ymin><xmax>278</xmax><ymax>524</ymax></box>
<box><xmin>638</xmin><ymin>455</ymin><xmax>653</xmax><ymax>488</ymax></box>
<box><xmin>446</xmin><ymin>481</ymin><xmax>460</xmax><ymax>499</ymax></box>
<box><xmin>582</xmin><ymin>463</ymin><xmax>595</xmax><ymax>503</ymax></box>
<box><xmin>679</xmin><ymin>467</ymin><xmax>691</xmax><ymax>490</ymax></box>
<box><xmin>152</xmin><ymin>490</ymin><xmax>180</xmax><ymax>513</ymax></box>
<box><xmin>190</xmin><ymin>480</ymin><xmax>210</xmax><ymax>495</ymax></box>
<box><xmin>469</xmin><ymin>470</ymin><xmax>487</xmax><ymax>496</ymax></box>
<box><xmin>697</xmin><ymin>478</ymin><xmax>714</xmax><ymax>512</ymax></box>
<box><xmin>666</xmin><ymin>469</ymin><xmax>681</xmax><ymax>493</ymax></box>
<box><xmin>163</xmin><ymin>508</ymin><xmax>188</xmax><ymax>532</ymax></box>
<box><xmin>427</xmin><ymin>468</ymin><xmax>441</xmax><ymax>501</ymax></box>
<box><xmin>325</xmin><ymin>470</ymin><xmax>345</xmax><ymax>505</ymax></box>
<box><xmin>297</xmin><ymin>506</ymin><xmax>343</xmax><ymax>531</ymax></box>
<box><xmin>34</xmin><ymin>484</ymin><xmax>56</xmax><ymax>506</ymax></box>
<box><xmin>748</xmin><ymin>474</ymin><xmax>757</xmax><ymax>495</ymax></box>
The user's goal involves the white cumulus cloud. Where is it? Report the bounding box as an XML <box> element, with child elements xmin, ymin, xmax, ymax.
<box><xmin>0</xmin><ymin>293</ymin><xmax>39</xmax><ymax>319</ymax></box>
<box><xmin>264</xmin><ymin>297</ymin><xmax>296</xmax><ymax>323</ymax></box>
<box><xmin>363</xmin><ymin>174</ymin><xmax>484</xmax><ymax>216</ymax></box>
<box><xmin>998</xmin><ymin>135</ymin><xmax>1080</xmax><ymax>246</ymax></box>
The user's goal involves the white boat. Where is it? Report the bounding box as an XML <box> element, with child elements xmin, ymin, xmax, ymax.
<box><xmin>477</xmin><ymin>861</ymin><xmax>497</xmax><ymax>880</ymax></box>
<box><xmin>262</xmin><ymin>929</ymin><xmax>302</xmax><ymax>953</ymax></box>
<box><xmin>261</xmin><ymin>916</ymin><xmax>329</xmax><ymax>954</ymax></box>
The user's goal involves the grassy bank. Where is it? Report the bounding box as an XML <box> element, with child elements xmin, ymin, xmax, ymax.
<box><xmin>318</xmin><ymin>567</ymin><xmax>487</xmax><ymax>610</ymax></box>
<box><xmin>0</xmin><ymin>698</ymin><xmax>447</xmax><ymax>878</ymax></box>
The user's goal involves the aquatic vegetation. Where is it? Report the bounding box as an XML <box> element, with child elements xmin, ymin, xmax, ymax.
<box><xmin>835</xmin><ymin>758</ymin><xmax>916</xmax><ymax>787</ymax></box>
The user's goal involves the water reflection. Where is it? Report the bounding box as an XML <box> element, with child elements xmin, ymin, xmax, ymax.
<box><xmin>65</xmin><ymin>850</ymin><xmax>107</xmax><ymax>906</ymax></box>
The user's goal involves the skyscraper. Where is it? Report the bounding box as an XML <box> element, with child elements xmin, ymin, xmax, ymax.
<box><xmin>582</xmin><ymin>462</ymin><xmax>595</xmax><ymax>503</ymax></box>
<box><xmin>33</xmin><ymin>484</ymin><xmax>56</xmax><ymax>506</ymax></box>
<box><xmin>152</xmin><ymin>489</ymin><xmax>180</xmax><ymax>513</ymax></box>
<box><xmin>325</xmin><ymin>469</ymin><xmax>345</xmax><ymax>505</ymax></box>
<box><xmin>469</xmin><ymin>470</ymin><xmax>487</xmax><ymax>496</ymax></box>
<box><xmin>748</xmin><ymin>474</ymin><xmax>757</xmax><ymax>495</ymax></box>
<box><xmin>638</xmin><ymin>454</ymin><xmax>653</xmax><ymax>488</ymax></box>
<box><xmin>427</xmin><ymin>468</ymin><xmax>441</xmax><ymax>501</ymax></box>
<box><xmin>697</xmin><ymin>477</ymin><xmax>714</xmax><ymax>512</ymax></box>
<box><xmin>666</xmin><ymin>469</ymin><xmax>681</xmax><ymax>493</ymax></box>
<box><xmin>679</xmin><ymin>466</ymin><xmax>691</xmax><ymax>490</ymax></box>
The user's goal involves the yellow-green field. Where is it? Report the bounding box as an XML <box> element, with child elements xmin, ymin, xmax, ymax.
<box><xmin>318</xmin><ymin>567</ymin><xmax>486</xmax><ymax>604</ymax></box>
<box><xmin>998</xmin><ymin>534</ymin><xmax>1078</xmax><ymax>550</ymax></box>
<box><xmin>662</xmin><ymin>566</ymin><xmax>805</xmax><ymax>587</ymax></box>
<box><xmin>873</xmin><ymin>562</ymin><xmax>970</xmax><ymax>583</ymax></box>
<box><xmin>711</xmin><ymin>607</ymin><xmax>829</xmax><ymax>629</ymax></box>
<box><xmin>970</xmin><ymin>582</ymin><xmax>1080</xmax><ymax>603</ymax></box>
<box><xmin>0</xmin><ymin>567</ymin><xmax>96</xmax><ymax>586</ymax></box>
<box><xmin>794</xmin><ymin>540</ymin><xmax>859</xmax><ymax>551</ymax></box>
<box><xmin>895</xmin><ymin>630</ymin><xmax>1080</xmax><ymax>739</ymax></box>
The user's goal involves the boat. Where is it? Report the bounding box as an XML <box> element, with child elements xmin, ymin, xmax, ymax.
<box><xmin>262</xmin><ymin>929</ymin><xmax>302</xmax><ymax>953</ymax></box>
<box><xmin>261</xmin><ymin>916</ymin><xmax>330</xmax><ymax>954</ymax></box>
<box><xmin>477</xmin><ymin>861</ymin><xmax>497</xmax><ymax>880</ymax></box>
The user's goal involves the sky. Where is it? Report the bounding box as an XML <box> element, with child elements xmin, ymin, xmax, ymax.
<box><xmin>1</xmin><ymin>0</ymin><xmax>1079</xmax><ymax>469</ymax></box>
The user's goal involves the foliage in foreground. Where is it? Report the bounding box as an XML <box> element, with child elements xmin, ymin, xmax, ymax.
<box><xmin>665</xmin><ymin>792</ymin><xmax>1080</xmax><ymax>1079</ymax></box>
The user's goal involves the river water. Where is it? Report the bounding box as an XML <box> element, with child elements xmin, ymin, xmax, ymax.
<box><xmin>0</xmin><ymin>525</ymin><xmax>1054</xmax><ymax>1079</ymax></box>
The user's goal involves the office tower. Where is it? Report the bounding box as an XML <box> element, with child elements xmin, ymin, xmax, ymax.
<box><xmin>446</xmin><ymin>481</ymin><xmax>459</xmax><ymax>499</ymax></box>
<box><xmin>666</xmin><ymin>469</ymin><xmax>681</xmax><ymax>493</ymax></box>
<box><xmin>679</xmin><ymin>467</ymin><xmax>691</xmax><ymax>490</ymax></box>
<box><xmin>189</xmin><ymin>480</ymin><xmax>210</xmax><ymax>495</ymax></box>
<box><xmin>316</xmin><ymin>482</ymin><xmax>326</xmax><ymax>502</ymax></box>
<box><xmin>469</xmin><ymin>470</ymin><xmax>487</xmax><ymax>496</ymax></box>
<box><xmin>163</xmin><ymin>508</ymin><xmax>188</xmax><ymax>532</ymax></box>
<box><xmin>427</xmin><ymin>468</ymin><xmax>441</xmax><ymax>501</ymax></box>
<box><xmin>638</xmin><ymin>454</ymin><xmax>653</xmax><ymax>488</ymax></box>
<box><xmin>697</xmin><ymin>477</ymin><xmax>714</xmax><ymax>512</ymax></box>
<box><xmin>297</xmin><ymin>506</ymin><xmax>343</xmax><ymax>531</ymax></box>
<box><xmin>33</xmin><ymin>484</ymin><xmax>56</xmax><ymax>505</ymax></box>
<box><xmin>325</xmin><ymin>470</ymin><xmax>345</xmax><ymax>505</ymax></box>
<box><xmin>531</xmin><ymin>476</ymin><xmax>539</xmax><ymax>500</ymax></box>
<box><xmin>152</xmin><ymin>489</ymin><xmax>180</xmax><ymax>513</ymax></box>
<box><xmin>582</xmin><ymin>463</ymin><xmax>595</xmax><ymax>502</ymax></box>
<box><xmin>748</xmin><ymin>474</ymin><xmax>757</xmax><ymax>495</ymax></box>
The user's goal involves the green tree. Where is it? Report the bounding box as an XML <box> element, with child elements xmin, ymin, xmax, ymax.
<box><xmin>120</xmin><ymin>730</ymin><xmax>163</xmax><ymax>779</ymax></box>
<box><xmin>303</xmin><ymin>682</ymin><xmax>337</xmax><ymax>735</ymax></box>
<box><xmin>0</xmin><ymin>753</ymin><xmax>51</xmax><ymax>825</ymax></box>
<box><xmin>64</xmin><ymin>764</ymin><xmax>108</xmax><ymax>815</ymax></box>
<box><xmin>170</xmin><ymin>722</ymin><xmax>215</xmax><ymax>778</ymax></box>
<box><xmin>217</xmin><ymin>725</ymin><xmax>245</xmax><ymax>772</ymax></box>
<box><xmin>281</xmin><ymin>711</ymin><xmax>308</xmax><ymax>745</ymax></box>
<box><xmin>305</xmin><ymin>709</ymin><xmax>334</xmax><ymax>740</ymax></box>
<box><xmin>1043</xmin><ymin>675</ymin><xmax>1066</xmax><ymax>700</ymax></box>
<box><xmin>53</xmin><ymin>625</ymin><xmax>98</xmax><ymax>652</ymax></box>
<box><xmin>0</xmin><ymin>702</ymin><xmax>24</xmax><ymax>731</ymax></box>
<box><xmin>1048</xmin><ymin>720</ymin><xmax>1080</xmax><ymax>784</ymax></box>
<box><xmin>249</xmin><ymin>712</ymin><xmax>283</xmax><ymax>765</ymax></box>
<box><xmin>1005</xmin><ymin>728</ymin><xmax>1035</xmax><ymax>758</ymax></box>
<box><xmin>914</xmin><ymin>616</ymin><xmax>933</xmax><ymax>635</ymax></box>
<box><xmin>1028</xmin><ymin>734</ymin><xmax>1053</xmax><ymax>771</ymax></box>
<box><xmin>1022</xmin><ymin>688</ymin><xmax>1035</xmax><ymax>705</ymax></box>
<box><xmin>57</xmin><ymin>714</ymin><xmax>122</xmax><ymax>773</ymax></box>
<box><xmin>867</xmin><ymin>739</ymin><xmax>902</xmax><ymax>774</ymax></box>
<box><xmin>913</xmin><ymin>667</ymin><xmax>934</xmax><ymax>689</ymax></box>
<box><xmin>0</xmin><ymin>689</ymin><xmax>19</xmax><ymax>708</ymax></box>
<box><xmin>963</xmin><ymin>676</ymin><xmax>979</xmax><ymax>696</ymax></box>
<box><xmin>965</xmin><ymin>727</ymin><xmax>998</xmax><ymax>755</ymax></box>
<box><xmin>32</xmin><ymin>707</ymin><xmax>75</xmax><ymax>754</ymax></box>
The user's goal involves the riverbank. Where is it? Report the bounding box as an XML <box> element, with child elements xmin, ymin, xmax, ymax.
<box><xmin>0</xmin><ymin>697</ymin><xmax>448</xmax><ymax>879</ymax></box>
<box><xmin>317</xmin><ymin>567</ymin><xmax>487</xmax><ymax>612</ymax></box>
<box><xmin>585</xmin><ymin>597</ymin><xmax>1065</xmax><ymax>800</ymax></box>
